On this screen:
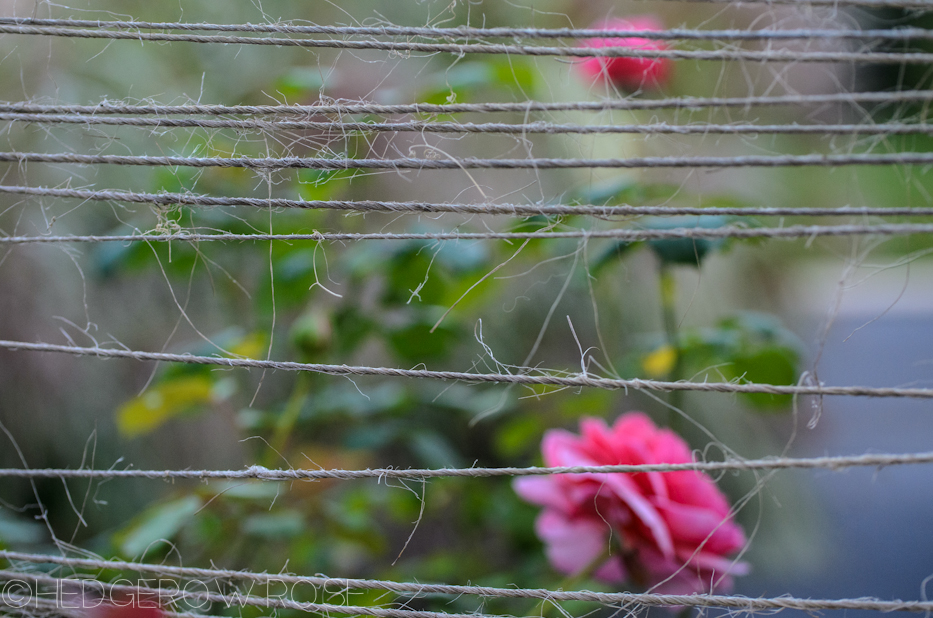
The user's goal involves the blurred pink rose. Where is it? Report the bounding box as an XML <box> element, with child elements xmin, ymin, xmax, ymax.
<box><xmin>579</xmin><ymin>17</ymin><xmax>672</xmax><ymax>90</ymax></box>
<box><xmin>92</xmin><ymin>606</ymin><xmax>163</xmax><ymax>618</ymax></box>
<box><xmin>514</xmin><ymin>413</ymin><xmax>748</xmax><ymax>594</ymax></box>
<box><xmin>90</xmin><ymin>598</ymin><xmax>163</xmax><ymax>618</ymax></box>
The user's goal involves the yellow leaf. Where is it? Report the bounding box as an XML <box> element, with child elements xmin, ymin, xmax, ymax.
<box><xmin>642</xmin><ymin>344</ymin><xmax>677</xmax><ymax>378</ymax></box>
<box><xmin>229</xmin><ymin>332</ymin><xmax>266</xmax><ymax>360</ymax></box>
<box><xmin>116</xmin><ymin>375</ymin><xmax>214</xmax><ymax>438</ymax></box>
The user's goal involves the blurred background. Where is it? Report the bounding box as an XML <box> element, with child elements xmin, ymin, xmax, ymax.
<box><xmin>0</xmin><ymin>0</ymin><xmax>932</xmax><ymax>617</ymax></box>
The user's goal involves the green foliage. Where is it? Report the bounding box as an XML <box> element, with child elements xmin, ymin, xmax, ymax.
<box><xmin>273</xmin><ymin>67</ymin><xmax>327</xmax><ymax>101</ymax></box>
<box><xmin>85</xmin><ymin>39</ymin><xmax>797</xmax><ymax>604</ymax></box>
<box><xmin>594</xmin><ymin>215</ymin><xmax>734</xmax><ymax>270</ymax></box>
<box><xmin>419</xmin><ymin>59</ymin><xmax>538</xmax><ymax>105</ymax></box>
<box><xmin>648</xmin><ymin>312</ymin><xmax>803</xmax><ymax>410</ymax></box>
<box><xmin>0</xmin><ymin>511</ymin><xmax>47</xmax><ymax>547</ymax></box>
<box><xmin>115</xmin><ymin>496</ymin><xmax>203</xmax><ymax>558</ymax></box>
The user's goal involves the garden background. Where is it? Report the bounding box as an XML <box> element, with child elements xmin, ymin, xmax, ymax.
<box><xmin>1</xmin><ymin>0</ymin><xmax>932</xmax><ymax>617</ymax></box>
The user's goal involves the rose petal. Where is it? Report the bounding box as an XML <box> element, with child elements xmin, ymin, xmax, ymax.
<box><xmin>535</xmin><ymin>510</ymin><xmax>626</xmax><ymax>583</ymax></box>
<box><xmin>513</xmin><ymin>477</ymin><xmax>570</xmax><ymax>512</ymax></box>
<box><xmin>517</xmin><ymin>413</ymin><xmax>746</xmax><ymax>593</ymax></box>
<box><xmin>654</xmin><ymin>500</ymin><xmax>745</xmax><ymax>553</ymax></box>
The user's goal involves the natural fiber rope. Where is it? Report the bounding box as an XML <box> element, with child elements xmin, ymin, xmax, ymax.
<box><xmin>6</xmin><ymin>185</ymin><xmax>933</xmax><ymax>218</ymax></box>
<box><xmin>0</xmin><ymin>571</ymin><xmax>501</xmax><ymax>618</ymax></box>
<box><xmin>5</xmin><ymin>151</ymin><xmax>933</xmax><ymax>170</ymax></box>
<box><xmin>1</xmin><ymin>553</ymin><xmax>931</xmax><ymax>613</ymax></box>
<box><xmin>6</xmin><ymin>91</ymin><xmax>933</xmax><ymax>117</ymax></box>
<box><xmin>0</xmin><ymin>596</ymin><xmax>182</xmax><ymax>618</ymax></box>
<box><xmin>0</xmin><ymin>580</ymin><xmax>492</xmax><ymax>618</ymax></box>
<box><xmin>4</xmin><ymin>25</ymin><xmax>932</xmax><ymax>63</ymax></box>
<box><xmin>1</xmin><ymin>8</ymin><xmax>930</xmax><ymax>616</ymax></box>
<box><xmin>1</xmin><ymin>452</ymin><xmax>931</xmax><ymax>481</ymax></box>
<box><xmin>3</xmin><ymin>19</ymin><xmax>933</xmax><ymax>42</ymax></box>
<box><xmin>658</xmin><ymin>0</ymin><xmax>933</xmax><ymax>7</ymax></box>
<box><xmin>7</xmin><ymin>224</ymin><xmax>933</xmax><ymax>245</ymax></box>
<box><xmin>2</xmin><ymin>339</ymin><xmax>933</xmax><ymax>399</ymax></box>
<box><xmin>7</xmin><ymin>113</ymin><xmax>933</xmax><ymax>136</ymax></box>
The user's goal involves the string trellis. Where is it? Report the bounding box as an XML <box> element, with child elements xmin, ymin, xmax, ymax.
<box><xmin>0</xmin><ymin>2</ymin><xmax>932</xmax><ymax>618</ymax></box>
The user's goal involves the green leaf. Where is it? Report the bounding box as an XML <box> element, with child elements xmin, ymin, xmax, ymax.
<box><xmin>386</xmin><ymin>310</ymin><xmax>459</xmax><ymax>362</ymax></box>
<box><xmin>92</xmin><ymin>237</ymin><xmax>152</xmax><ymax>278</ymax></box>
<box><xmin>307</xmin><ymin>382</ymin><xmax>409</xmax><ymax>420</ymax></box>
<box><xmin>290</xmin><ymin>307</ymin><xmax>334</xmax><ymax>358</ymax></box>
<box><xmin>116</xmin><ymin>496</ymin><xmax>202</xmax><ymax>558</ymax></box>
<box><xmin>332</xmin><ymin>306</ymin><xmax>374</xmax><ymax>354</ymax></box>
<box><xmin>645</xmin><ymin>216</ymin><xmax>730</xmax><ymax>267</ymax></box>
<box><xmin>491</xmin><ymin>58</ymin><xmax>538</xmax><ymax>91</ymax></box>
<box><xmin>675</xmin><ymin>312</ymin><xmax>803</xmax><ymax>410</ymax></box>
<box><xmin>296</xmin><ymin>168</ymin><xmax>355</xmax><ymax>202</ymax></box>
<box><xmin>383</xmin><ymin>245</ymin><xmax>449</xmax><ymax>305</ymax></box>
<box><xmin>274</xmin><ymin>67</ymin><xmax>326</xmax><ymax>100</ymax></box>
<box><xmin>0</xmin><ymin>511</ymin><xmax>46</xmax><ymax>546</ymax></box>
<box><xmin>574</xmin><ymin>177</ymin><xmax>640</xmax><ymax>205</ymax></box>
<box><xmin>408</xmin><ymin>431</ymin><xmax>465</xmax><ymax>468</ymax></box>
<box><xmin>242</xmin><ymin>511</ymin><xmax>305</xmax><ymax>540</ymax></box>
<box><xmin>420</xmin><ymin>62</ymin><xmax>493</xmax><ymax>104</ymax></box>
<box><xmin>574</xmin><ymin>179</ymin><xmax>679</xmax><ymax>205</ymax></box>
<box><xmin>494</xmin><ymin>416</ymin><xmax>542</xmax><ymax>458</ymax></box>
<box><xmin>729</xmin><ymin>347</ymin><xmax>798</xmax><ymax>409</ymax></box>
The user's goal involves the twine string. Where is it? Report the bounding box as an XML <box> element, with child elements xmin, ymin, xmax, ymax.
<box><xmin>7</xmin><ymin>224</ymin><xmax>933</xmax><ymax>245</ymax></box>
<box><xmin>0</xmin><ymin>451</ymin><xmax>931</xmax><ymax>480</ymax></box>
<box><xmin>6</xmin><ymin>185</ymin><xmax>933</xmax><ymax>218</ymax></box>
<box><xmin>2</xmin><ymin>19</ymin><xmax>933</xmax><ymax>42</ymax></box>
<box><xmin>5</xmin><ymin>151</ymin><xmax>933</xmax><ymax>170</ymax></box>
<box><xmin>2</xmin><ymin>340</ymin><xmax>933</xmax><ymax>399</ymax></box>
<box><xmin>5</xmin><ymin>113</ymin><xmax>933</xmax><ymax>136</ymax></box>
<box><xmin>3</xmin><ymin>24</ymin><xmax>933</xmax><ymax>63</ymax></box>
<box><xmin>4</xmin><ymin>91</ymin><xmax>933</xmax><ymax>117</ymax></box>
<box><xmin>0</xmin><ymin>554</ymin><xmax>931</xmax><ymax>612</ymax></box>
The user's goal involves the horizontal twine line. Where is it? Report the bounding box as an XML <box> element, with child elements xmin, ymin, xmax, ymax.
<box><xmin>5</xmin><ymin>151</ymin><xmax>933</xmax><ymax>170</ymax></box>
<box><xmin>0</xmin><ymin>571</ymin><xmax>493</xmax><ymax>618</ymax></box>
<box><xmin>653</xmin><ymin>0</ymin><xmax>932</xmax><ymax>7</ymax></box>
<box><xmin>1</xmin><ymin>452</ymin><xmax>932</xmax><ymax>481</ymax></box>
<box><xmin>0</xmin><ymin>594</ymin><xmax>280</xmax><ymax>618</ymax></box>
<box><xmin>7</xmin><ymin>185</ymin><xmax>933</xmax><ymax>218</ymax></box>
<box><xmin>2</xmin><ymin>339</ymin><xmax>932</xmax><ymax>399</ymax></box>
<box><xmin>7</xmin><ymin>224</ymin><xmax>933</xmax><ymax>245</ymax></box>
<box><xmin>6</xmin><ymin>91</ymin><xmax>933</xmax><ymax>117</ymax></box>
<box><xmin>4</xmin><ymin>25</ymin><xmax>933</xmax><ymax>63</ymax></box>
<box><xmin>1</xmin><ymin>552</ymin><xmax>931</xmax><ymax>612</ymax></box>
<box><xmin>3</xmin><ymin>18</ymin><xmax>933</xmax><ymax>42</ymax></box>
<box><xmin>7</xmin><ymin>113</ymin><xmax>933</xmax><ymax>136</ymax></box>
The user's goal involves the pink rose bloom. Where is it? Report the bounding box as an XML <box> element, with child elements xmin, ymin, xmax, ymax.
<box><xmin>514</xmin><ymin>413</ymin><xmax>748</xmax><ymax>594</ymax></box>
<box><xmin>579</xmin><ymin>17</ymin><xmax>672</xmax><ymax>90</ymax></box>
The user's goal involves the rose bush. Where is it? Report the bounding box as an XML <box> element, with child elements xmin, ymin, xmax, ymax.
<box><xmin>579</xmin><ymin>17</ymin><xmax>672</xmax><ymax>90</ymax></box>
<box><xmin>514</xmin><ymin>413</ymin><xmax>748</xmax><ymax>594</ymax></box>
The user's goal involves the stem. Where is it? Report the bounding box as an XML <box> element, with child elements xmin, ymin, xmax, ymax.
<box><xmin>659</xmin><ymin>266</ymin><xmax>685</xmax><ymax>423</ymax></box>
<box><xmin>264</xmin><ymin>372</ymin><xmax>311</xmax><ymax>467</ymax></box>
